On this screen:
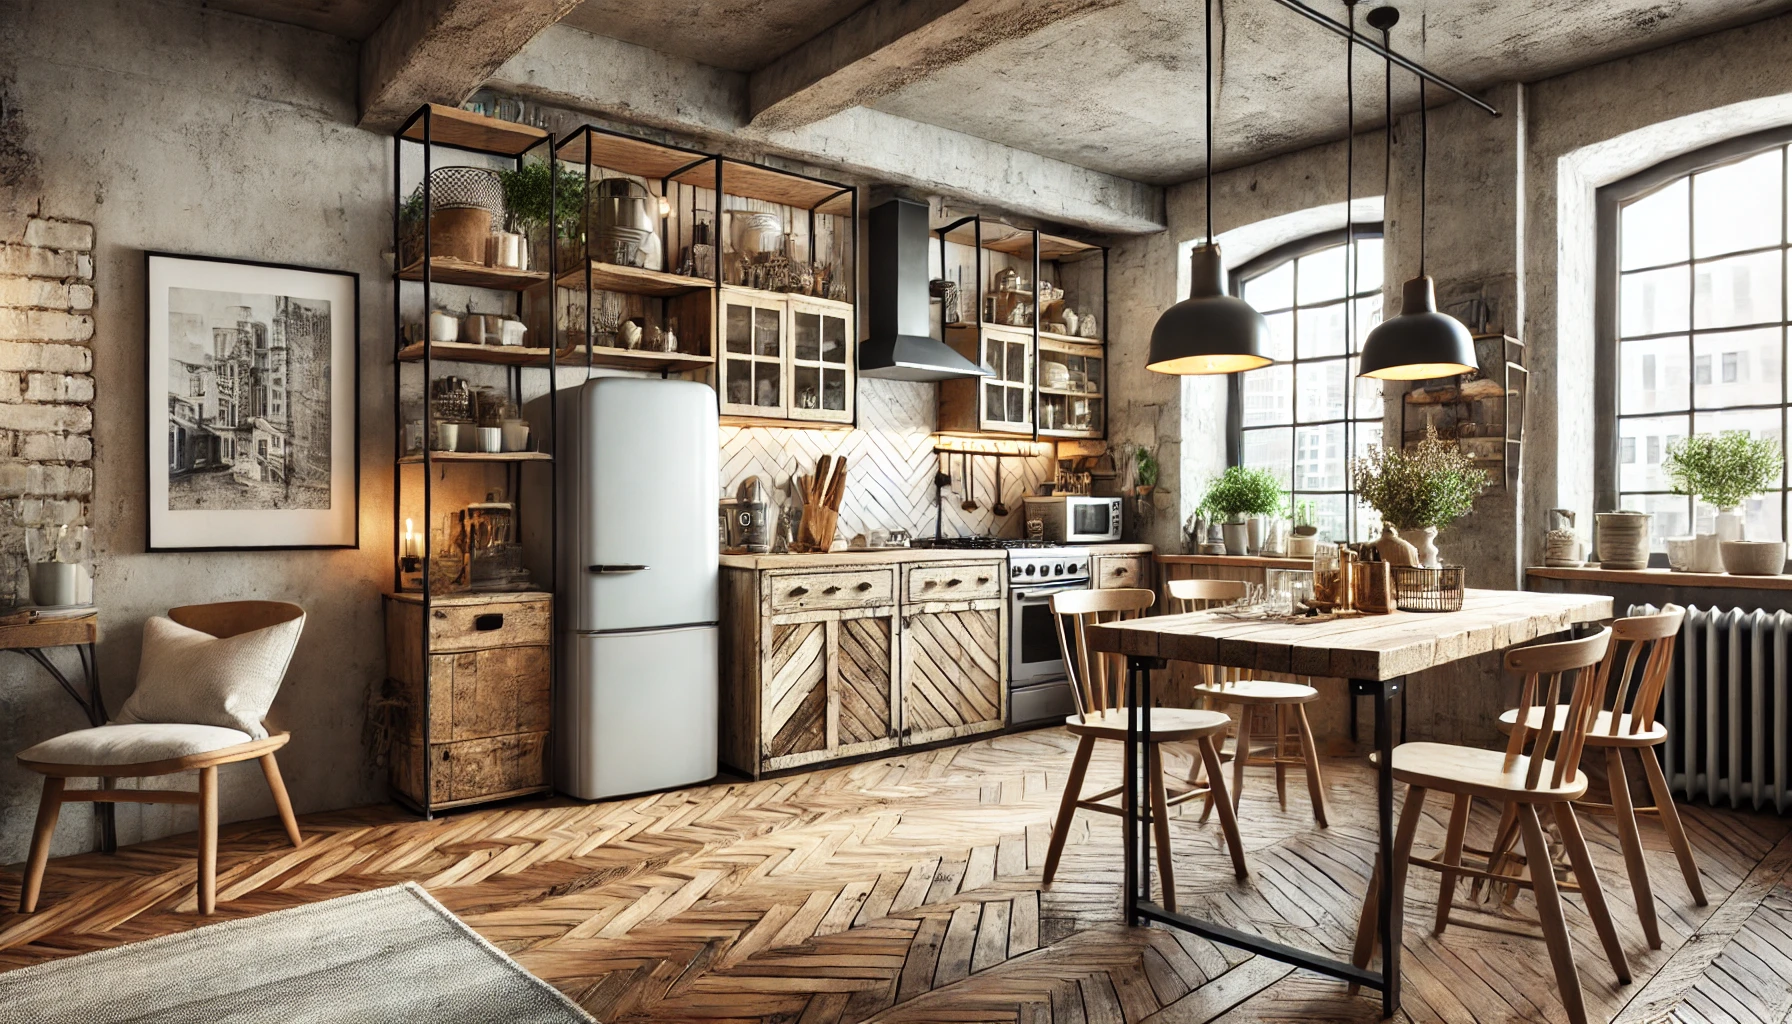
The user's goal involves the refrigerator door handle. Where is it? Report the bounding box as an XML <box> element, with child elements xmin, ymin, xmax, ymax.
<box><xmin>589</xmin><ymin>564</ymin><xmax>650</xmax><ymax>573</ymax></box>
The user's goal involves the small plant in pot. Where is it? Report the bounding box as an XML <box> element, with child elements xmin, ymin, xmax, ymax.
<box><xmin>1199</xmin><ymin>466</ymin><xmax>1285</xmax><ymax>556</ymax></box>
<box><xmin>1664</xmin><ymin>430</ymin><xmax>1785</xmax><ymax>574</ymax></box>
<box><xmin>1351</xmin><ymin>425</ymin><xmax>1488</xmax><ymax>569</ymax></box>
<box><xmin>498</xmin><ymin>160</ymin><xmax>589</xmax><ymax>272</ymax></box>
<box><xmin>1288</xmin><ymin>499</ymin><xmax>1319</xmax><ymax>558</ymax></box>
<box><xmin>1132</xmin><ymin>446</ymin><xmax>1160</xmax><ymax>498</ymax></box>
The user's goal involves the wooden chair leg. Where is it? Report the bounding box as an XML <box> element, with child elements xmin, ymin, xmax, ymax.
<box><xmin>1196</xmin><ymin>735</ymin><xmax>1248</xmax><ymax>879</ymax></box>
<box><xmin>1553</xmin><ymin>801</ymin><xmax>1631</xmax><ymax>984</ymax></box>
<box><xmin>1230</xmin><ymin>706</ymin><xmax>1252</xmax><ymax>813</ymax></box>
<box><xmin>1043</xmin><ymin>735</ymin><xmax>1095</xmax><ymax>885</ymax></box>
<box><xmin>1295</xmin><ymin>703</ymin><xmax>1329</xmax><ymax>828</ymax></box>
<box><xmin>259</xmin><ymin>754</ymin><xmax>303</xmax><ymax>849</ymax></box>
<box><xmin>1474</xmin><ymin>801</ymin><xmax>1521</xmax><ymax>904</ymax></box>
<box><xmin>1518</xmin><ymin>802</ymin><xmax>1588</xmax><ymax>1024</ymax></box>
<box><xmin>1434</xmin><ymin>793</ymin><xmax>1472</xmax><ymax>935</ymax></box>
<box><xmin>1349</xmin><ymin>784</ymin><xmax>1428</xmax><ymax>993</ymax></box>
<box><xmin>1639</xmin><ymin>744</ymin><xmax>1707</xmax><ymax>906</ymax></box>
<box><xmin>198</xmin><ymin>765</ymin><xmax>218</xmax><ymax>915</ymax></box>
<box><xmin>1273</xmin><ymin>704</ymin><xmax>1289</xmax><ymax>810</ymax></box>
<box><xmin>1605</xmin><ymin>746</ymin><xmax>1660</xmax><ymax>949</ymax></box>
<box><xmin>1147</xmin><ymin>743</ymin><xmax>1177</xmax><ymax>913</ymax></box>
<box><xmin>19</xmin><ymin>777</ymin><xmax>66</xmax><ymax>914</ymax></box>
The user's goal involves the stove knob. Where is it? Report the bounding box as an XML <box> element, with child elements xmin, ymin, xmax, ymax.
<box><xmin>1075</xmin><ymin>561</ymin><xmax>1087</xmax><ymax>573</ymax></box>
<box><xmin>1054</xmin><ymin>563</ymin><xmax>1065</xmax><ymax>575</ymax></box>
<box><xmin>1011</xmin><ymin>564</ymin><xmax>1023</xmax><ymax>578</ymax></box>
<box><xmin>1025</xmin><ymin>564</ymin><xmax>1037</xmax><ymax>576</ymax></box>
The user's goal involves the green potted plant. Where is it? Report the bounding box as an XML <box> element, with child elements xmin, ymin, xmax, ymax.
<box><xmin>1199</xmin><ymin>466</ymin><xmax>1284</xmax><ymax>556</ymax></box>
<box><xmin>1133</xmin><ymin>445</ymin><xmax>1160</xmax><ymax>497</ymax></box>
<box><xmin>1663</xmin><ymin>431</ymin><xmax>1784</xmax><ymax>574</ymax></box>
<box><xmin>498</xmin><ymin>161</ymin><xmax>588</xmax><ymax>271</ymax></box>
<box><xmin>1351</xmin><ymin>425</ymin><xmax>1489</xmax><ymax>568</ymax></box>
<box><xmin>1289</xmin><ymin>499</ymin><xmax>1319</xmax><ymax>558</ymax></box>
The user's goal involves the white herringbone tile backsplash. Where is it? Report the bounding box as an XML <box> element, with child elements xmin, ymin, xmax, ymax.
<box><xmin>719</xmin><ymin>379</ymin><xmax>1054</xmax><ymax>543</ymax></box>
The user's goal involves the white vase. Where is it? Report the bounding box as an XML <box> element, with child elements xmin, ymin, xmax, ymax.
<box><xmin>1246</xmin><ymin>516</ymin><xmax>1264</xmax><ymax>555</ymax></box>
<box><xmin>1288</xmin><ymin>534</ymin><xmax>1317</xmax><ymax>559</ymax></box>
<box><xmin>1691</xmin><ymin>533</ymin><xmax>1726</xmax><ymax>573</ymax></box>
<box><xmin>1716</xmin><ymin>509</ymin><xmax>1745</xmax><ymax>542</ymax></box>
<box><xmin>1412</xmin><ymin>525</ymin><xmax>1441</xmax><ymax>569</ymax></box>
<box><xmin>1222</xmin><ymin>520</ymin><xmax>1250</xmax><ymax>556</ymax></box>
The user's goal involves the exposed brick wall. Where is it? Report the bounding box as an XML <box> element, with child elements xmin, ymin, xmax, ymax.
<box><xmin>0</xmin><ymin>215</ymin><xmax>94</xmax><ymax>604</ymax></box>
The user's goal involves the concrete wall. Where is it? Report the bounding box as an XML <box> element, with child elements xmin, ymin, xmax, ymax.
<box><xmin>0</xmin><ymin>0</ymin><xmax>392</xmax><ymax>863</ymax></box>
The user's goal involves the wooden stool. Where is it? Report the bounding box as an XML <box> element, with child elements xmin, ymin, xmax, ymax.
<box><xmin>1167</xmin><ymin>578</ymin><xmax>1328</xmax><ymax>827</ymax></box>
<box><xmin>1349</xmin><ymin>626</ymin><xmax>1629</xmax><ymax>1024</ymax></box>
<box><xmin>1040</xmin><ymin>588</ymin><xmax>1247</xmax><ymax>913</ymax></box>
<box><xmin>1485</xmin><ymin>604</ymin><xmax>1704</xmax><ymax>949</ymax></box>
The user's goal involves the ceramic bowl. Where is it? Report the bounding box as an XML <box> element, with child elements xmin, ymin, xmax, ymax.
<box><xmin>1664</xmin><ymin>536</ymin><xmax>1697</xmax><ymax>572</ymax></box>
<box><xmin>1720</xmin><ymin>540</ymin><xmax>1787</xmax><ymax>576</ymax></box>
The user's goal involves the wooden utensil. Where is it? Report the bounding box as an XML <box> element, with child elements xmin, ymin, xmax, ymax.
<box><xmin>960</xmin><ymin>453</ymin><xmax>979</xmax><ymax>513</ymax></box>
<box><xmin>794</xmin><ymin>454</ymin><xmax>847</xmax><ymax>553</ymax></box>
<box><xmin>991</xmin><ymin>457</ymin><xmax>1009</xmax><ymax>517</ymax></box>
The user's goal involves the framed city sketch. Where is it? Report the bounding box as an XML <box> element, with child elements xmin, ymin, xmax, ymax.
<box><xmin>146</xmin><ymin>252</ymin><xmax>359</xmax><ymax>550</ymax></box>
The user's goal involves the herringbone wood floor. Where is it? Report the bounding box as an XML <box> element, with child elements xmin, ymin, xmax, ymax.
<box><xmin>2</xmin><ymin>728</ymin><xmax>1789</xmax><ymax>1024</ymax></box>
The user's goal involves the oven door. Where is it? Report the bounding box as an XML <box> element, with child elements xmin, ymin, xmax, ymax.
<box><xmin>1066</xmin><ymin>498</ymin><xmax>1122</xmax><ymax>543</ymax></box>
<box><xmin>1009</xmin><ymin>580</ymin><xmax>1089</xmax><ymax>685</ymax></box>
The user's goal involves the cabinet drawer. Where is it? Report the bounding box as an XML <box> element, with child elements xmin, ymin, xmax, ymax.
<box><xmin>1095</xmin><ymin>555</ymin><xmax>1149</xmax><ymax>590</ymax></box>
<box><xmin>428</xmin><ymin>600</ymin><xmax>551</xmax><ymax>651</ymax></box>
<box><xmin>768</xmin><ymin>568</ymin><xmax>895</xmax><ymax>612</ymax></box>
<box><xmin>905</xmin><ymin>561</ymin><xmax>1003</xmax><ymax>603</ymax></box>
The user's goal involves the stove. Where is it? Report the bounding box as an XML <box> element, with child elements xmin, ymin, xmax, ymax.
<box><xmin>910</xmin><ymin>536</ymin><xmax>1052</xmax><ymax>550</ymax></box>
<box><xmin>1007</xmin><ymin>546</ymin><xmax>1092</xmax><ymax>584</ymax></box>
<box><xmin>1005</xmin><ymin>546</ymin><xmax>1093</xmax><ymax>728</ymax></box>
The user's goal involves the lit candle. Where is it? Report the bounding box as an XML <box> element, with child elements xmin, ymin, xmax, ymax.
<box><xmin>403</xmin><ymin>518</ymin><xmax>417</xmax><ymax>558</ymax></box>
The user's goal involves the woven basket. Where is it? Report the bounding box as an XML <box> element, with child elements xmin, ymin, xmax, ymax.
<box><xmin>1390</xmin><ymin>565</ymin><xmax>1466</xmax><ymax>612</ymax></box>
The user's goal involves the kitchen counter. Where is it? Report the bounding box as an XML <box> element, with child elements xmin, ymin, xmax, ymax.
<box><xmin>721</xmin><ymin>541</ymin><xmax>1152</xmax><ymax>570</ymax></box>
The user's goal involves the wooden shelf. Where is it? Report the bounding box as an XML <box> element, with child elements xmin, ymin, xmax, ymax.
<box><xmin>401</xmin><ymin>104</ymin><xmax>547</xmax><ymax>156</ymax></box>
<box><xmin>397</xmin><ymin>258</ymin><xmax>549</xmax><ymax>292</ymax></box>
<box><xmin>386</xmin><ymin>589</ymin><xmax>553</xmax><ymax>606</ymax></box>
<box><xmin>693</xmin><ymin>159</ymin><xmax>853</xmax><ymax>215</ymax></box>
<box><xmin>557</xmin><ymin>128</ymin><xmax>713</xmax><ymax>181</ymax></box>
<box><xmin>1038</xmin><ymin>427</ymin><xmax>1101</xmax><ymax>439</ymax></box>
<box><xmin>556</xmin><ymin>261</ymin><xmax>714</xmax><ymax>297</ymax></box>
<box><xmin>1158</xmin><ymin>554</ymin><xmax>1315</xmax><ymax>569</ymax></box>
<box><xmin>395</xmin><ymin>341</ymin><xmax>575</xmax><ymax>367</ymax></box>
<box><xmin>1038</xmin><ymin>387</ymin><xmax>1103</xmax><ymax>398</ymax></box>
<box><xmin>1525</xmin><ymin>566</ymin><xmax>1792</xmax><ymax>591</ymax></box>
<box><xmin>398</xmin><ymin>451</ymin><xmax>552</xmax><ymax>465</ymax></box>
<box><xmin>1039</xmin><ymin>330</ymin><xmax>1103</xmax><ymax>347</ymax></box>
<box><xmin>721</xmin><ymin>283</ymin><xmax>853</xmax><ymax>312</ymax></box>
<box><xmin>721</xmin><ymin>414</ymin><xmax>853</xmax><ymax>430</ymax></box>
<box><xmin>584</xmin><ymin>346</ymin><xmax>715</xmax><ymax>373</ymax></box>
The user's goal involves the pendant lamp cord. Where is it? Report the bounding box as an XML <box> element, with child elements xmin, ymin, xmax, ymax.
<box><xmin>1205</xmin><ymin>0</ymin><xmax>1214</xmax><ymax>244</ymax></box>
<box><xmin>1381</xmin><ymin>21</ymin><xmax>1392</xmax><ymax>259</ymax></box>
<box><xmin>1344</xmin><ymin>1</ymin><xmax>1355</xmax><ymax>346</ymax></box>
<box><xmin>1419</xmin><ymin>78</ymin><xmax>1428</xmax><ymax>276</ymax></box>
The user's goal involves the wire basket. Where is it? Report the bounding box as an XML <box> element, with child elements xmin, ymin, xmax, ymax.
<box><xmin>1390</xmin><ymin>565</ymin><xmax>1466</xmax><ymax>612</ymax></box>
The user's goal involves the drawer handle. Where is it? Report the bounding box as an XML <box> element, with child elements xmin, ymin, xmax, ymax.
<box><xmin>977</xmin><ymin>576</ymin><xmax>991</xmax><ymax>585</ymax></box>
<box><xmin>789</xmin><ymin>586</ymin><xmax>810</xmax><ymax>597</ymax></box>
<box><xmin>473</xmin><ymin>613</ymin><xmax>505</xmax><ymax>631</ymax></box>
<box><xmin>947</xmin><ymin>578</ymin><xmax>963</xmax><ymax>587</ymax></box>
<box><xmin>856</xmin><ymin>581</ymin><xmax>873</xmax><ymax>591</ymax></box>
<box><xmin>1114</xmin><ymin>567</ymin><xmax>1129</xmax><ymax>576</ymax></box>
<box><xmin>824</xmin><ymin>585</ymin><xmax>843</xmax><ymax>595</ymax></box>
<box><xmin>432</xmin><ymin>610</ymin><xmax>447</xmax><ymax>619</ymax></box>
<box><xmin>922</xmin><ymin>579</ymin><xmax>937</xmax><ymax>587</ymax></box>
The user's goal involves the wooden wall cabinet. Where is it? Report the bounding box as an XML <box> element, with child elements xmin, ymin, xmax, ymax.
<box><xmin>719</xmin><ymin>286</ymin><xmax>855</xmax><ymax>426</ymax></box>
<box><xmin>1094</xmin><ymin>553</ymin><xmax>1151</xmax><ymax>591</ymax></box>
<box><xmin>939</xmin><ymin>325</ymin><xmax>1033</xmax><ymax>435</ymax></box>
<box><xmin>722</xmin><ymin>558</ymin><xmax>1006</xmax><ymax>778</ymax></box>
<box><xmin>385</xmin><ymin>592</ymin><xmax>552</xmax><ymax>809</ymax></box>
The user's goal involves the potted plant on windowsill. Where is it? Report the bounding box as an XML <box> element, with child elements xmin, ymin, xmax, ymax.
<box><xmin>1289</xmin><ymin>499</ymin><xmax>1319</xmax><ymax>559</ymax></box>
<box><xmin>1199</xmin><ymin>466</ymin><xmax>1285</xmax><ymax>556</ymax></box>
<box><xmin>1664</xmin><ymin>430</ymin><xmax>1785</xmax><ymax>574</ymax></box>
<box><xmin>1351</xmin><ymin>425</ymin><xmax>1489</xmax><ymax>569</ymax></box>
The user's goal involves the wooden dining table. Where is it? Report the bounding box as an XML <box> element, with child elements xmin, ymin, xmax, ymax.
<box><xmin>1087</xmin><ymin>587</ymin><xmax>1613</xmax><ymax>1019</ymax></box>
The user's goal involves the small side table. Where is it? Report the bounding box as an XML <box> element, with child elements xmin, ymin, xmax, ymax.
<box><xmin>2</xmin><ymin>614</ymin><xmax>113</xmax><ymax>852</ymax></box>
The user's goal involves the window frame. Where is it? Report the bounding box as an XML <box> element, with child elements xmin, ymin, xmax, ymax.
<box><xmin>1226</xmin><ymin>225</ymin><xmax>1385</xmax><ymax>543</ymax></box>
<box><xmin>1595</xmin><ymin>125</ymin><xmax>1792</xmax><ymax>559</ymax></box>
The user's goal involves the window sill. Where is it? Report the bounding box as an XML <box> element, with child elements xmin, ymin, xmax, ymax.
<box><xmin>1526</xmin><ymin>565</ymin><xmax>1792</xmax><ymax>591</ymax></box>
<box><xmin>1157</xmin><ymin>554</ymin><xmax>1313</xmax><ymax>569</ymax></box>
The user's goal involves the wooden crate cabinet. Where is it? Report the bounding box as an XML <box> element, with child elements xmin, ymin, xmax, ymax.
<box><xmin>1094</xmin><ymin>553</ymin><xmax>1150</xmax><ymax>591</ymax></box>
<box><xmin>722</xmin><ymin>558</ymin><xmax>1006</xmax><ymax>778</ymax></box>
<box><xmin>385</xmin><ymin>592</ymin><xmax>552</xmax><ymax>810</ymax></box>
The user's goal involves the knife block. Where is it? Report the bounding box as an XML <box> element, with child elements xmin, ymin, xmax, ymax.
<box><xmin>793</xmin><ymin>503</ymin><xmax>838</xmax><ymax>553</ymax></box>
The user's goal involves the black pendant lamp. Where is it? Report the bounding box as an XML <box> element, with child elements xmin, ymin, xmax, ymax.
<box><xmin>1357</xmin><ymin>10</ymin><xmax>1476</xmax><ymax>381</ymax></box>
<box><xmin>1147</xmin><ymin>0</ymin><xmax>1271</xmax><ymax>376</ymax></box>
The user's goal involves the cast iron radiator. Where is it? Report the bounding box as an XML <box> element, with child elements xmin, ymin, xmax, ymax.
<box><xmin>1631</xmin><ymin>603</ymin><xmax>1791</xmax><ymax>812</ymax></box>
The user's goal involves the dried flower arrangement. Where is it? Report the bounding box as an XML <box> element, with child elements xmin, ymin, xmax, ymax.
<box><xmin>1352</xmin><ymin>425</ymin><xmax>1489</xmax><ymax>531</ymax></box>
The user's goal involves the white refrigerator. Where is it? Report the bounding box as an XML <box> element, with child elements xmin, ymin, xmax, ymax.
<box><xmin>558</xmin><ymin>377</ymin><xmax>718</xmax><ymax>799</ymax></box>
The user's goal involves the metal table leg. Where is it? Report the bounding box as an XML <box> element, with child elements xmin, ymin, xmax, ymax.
<box><xmin>1369</xmin><ymin>675</ymin><xmax>1403</xmax><ymax>1017</ymax></box>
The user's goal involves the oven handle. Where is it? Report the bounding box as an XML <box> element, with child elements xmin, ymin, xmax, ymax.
<box><xmin>1012</xmin><ymin>581</ymin><xmax>1091</xmax><ymax>603</ymax></box>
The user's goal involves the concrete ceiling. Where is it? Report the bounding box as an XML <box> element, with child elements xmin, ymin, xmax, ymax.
<box><xmin>558</xmin><ymin>0</ymin><xmax>870</xmax><ymax>72</ymax></box>
<box><xmin>866</xmin><ymin>0</ymin><xmax>1792</xmax><ymax>183</ymax></box>
<box><xmin>183</xmin><ymin>0</ymin><xmax>400</xmax><ymax>39</ymax></box>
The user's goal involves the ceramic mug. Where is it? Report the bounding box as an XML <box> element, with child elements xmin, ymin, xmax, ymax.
<box><xmin>436</xmin><ymin>421</ymin><xmax>461</xmax><ymax>452</ymax></box>
<box><xmin>477</xmin><ymin>426</ymin><xmax>503</xmax><ymax>453</ymax></box>
<box><xmin>501</xmin><ymin>419</ymin><xmax>530</xmax><ymax>453</ymax></box>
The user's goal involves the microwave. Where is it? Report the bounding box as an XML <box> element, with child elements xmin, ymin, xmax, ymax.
<box><xmin>1023</xmin><ymin>496</ymin><xmax>1123</xmax><ymax>544</ymax></box>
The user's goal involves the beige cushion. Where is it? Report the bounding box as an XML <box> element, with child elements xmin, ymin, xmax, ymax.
<box><xmin>18</xmin><ymin>723</ymin><xmax>255</xmax><ymax>767</ymax></box>
<box><xmin>114</xmin><ymin>614</ymin><xmax>305</xmax><ymax>739</ymax></box>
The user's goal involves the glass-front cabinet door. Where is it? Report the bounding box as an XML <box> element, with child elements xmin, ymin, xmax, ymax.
<box><xmin>1038</xmin><ymin>338</ymin><xmax>1103</xmax><ymax>438</ymax></box>
<box><xmin>979</xmin><ymin>327</ymin><xmax>1033</xmax><ymax>433</ymax></box>
<box><xmin>788</xmin><ymin>296</ymin><xmax>854</xmax><ymax>425</ymax></box>
<box><xmin>721</xmin><ymin>288</ymin><xmax>786</xmax><ymax>419</ymax></box>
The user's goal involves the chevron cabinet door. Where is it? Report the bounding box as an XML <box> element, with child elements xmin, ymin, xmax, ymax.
<box><xmin>834</xmin><ymin>610</ymin><xmax>897</xmax><ymax>753</ymax></box>
<box><xmin>903</xmin><ymin>604</ymin><xmax>1005</xmax><ymax>746</ymax></box>
<box><xmin>763</xmin><ymin>620</ymin><xmax>827</xmax><ymax>763</ymax></box>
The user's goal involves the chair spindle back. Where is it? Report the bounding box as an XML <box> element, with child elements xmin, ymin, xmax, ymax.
<box><xmin>1166</xmin><ymin>578</ymin><xmax>1248</xmax><ymax>689</ymax></box>
<box><xmin>1502</xmin><ymin>626</ymin><xmax>1613</xmax><ymax>789</ymax></box>
<box><xmin>1050</xmin><ymin>588</ymin><xmax>1156</xmax><ymax>723</ymax></box>
<box><xmin>1599</xmin><ymin>605</ymin><xmax>1684</xmax><ymax>736</ymax></box>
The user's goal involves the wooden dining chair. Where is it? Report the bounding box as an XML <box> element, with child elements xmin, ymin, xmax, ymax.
<box><xmin>1040</xmin><ymin>588</ymin><xmax>1247</xmax><ymax>912</ymax></box>
<box><xmin>1349</xmin><ymin>626</ymin><xmax>1630</xmax><ymax>1024</ymax></box>
<box><xmin>1166</xmin><ymin>578</ymin><xmax>1329</xmax><ymax>827</ymax></box>
<box><xmin>1485</xmin><ymin>604</ymin><xmax>1702</xmax><ymax>949</ymax></box>
<box><xmin>16</xmin><ymin>601</ymin><xmax>306</xmax><ymax>915</ymax></box>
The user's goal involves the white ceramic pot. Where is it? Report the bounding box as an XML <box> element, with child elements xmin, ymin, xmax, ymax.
<box><xmin>1246</xmin><ymin>516</ymin><xmax>1264</xmax><ymax>555</ymax></box>
<box><xmin>1715</xmin><ymin>509</ymin><xmax>1746</xmax><ymax>542</ymax></box>
<box><xmin>1721</xmin><ymin>540</ymin><xmax>1786</xmax><ymax>576</ymax></box>
<box><xmin>1288</xmin><ymin>534</ymin><xmax>1317</xmax><ymax>559</ymax></box>
<box><xmin>1411</xmin><ymin>525</ymin><xmax>1441</xmax><ymax>569</ymax></box>
<box><xmin>1222</xmin><ymin>521</ymin><xmax>1250</xmax><ymax>556</ymax></box>
<box><xmin>1664</xmin><ymin>536</ymin><xmax>1697</xmax><ymax>572</ymax></box>
<box><xmin>1689</xmin><ymin>533</ymin><xmax>1724</xmax><ymax>573</ymax></box>
<box><xmin>1594</xmin><ymin>511</ymin><xmax>1652</xmax><ymax>570</ymax></box>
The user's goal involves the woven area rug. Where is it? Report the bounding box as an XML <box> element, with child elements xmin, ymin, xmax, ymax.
<box><xmin>0</xmin><ymin>883</ymin><xmax>593</xmax><ymax>1024</ymax></box>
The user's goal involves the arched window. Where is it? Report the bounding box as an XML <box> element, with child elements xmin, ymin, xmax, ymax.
<box><xmin>1228</xmin><ymin>228</ymin><xmax>1385</xmax><ymax>543</ymax></box>
<box><xmin>1597</xmin><ymin>128</ymin><xmax>1792</xmax><ymax>551</ymax></box>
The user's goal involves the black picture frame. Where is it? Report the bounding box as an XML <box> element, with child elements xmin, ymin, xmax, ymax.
<box><xmin>145</xmin><ymin>251</ymin><xmax>361</xmax><ymax>551</ymax></box>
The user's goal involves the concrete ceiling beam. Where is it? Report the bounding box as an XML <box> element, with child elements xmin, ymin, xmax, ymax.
<box><xmin>489</xmin><ymin>25</ymin><xmax>1164</xmax><ymax>235</ymax></box>
<box><xmin>358</xmin><ymin>0</ymin><xmax>580</xmax><ymax>132</ymax></box>
<box><xmin>747</xmin><ymin>0</ymin><xmax>1124</xmax><ymax>132</ymax></box>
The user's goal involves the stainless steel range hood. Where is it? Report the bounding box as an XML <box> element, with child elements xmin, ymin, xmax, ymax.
<box><xmin>858</xmin><ymin>198</ymin><xmax>990</xmax><ymax>382</ymax></box>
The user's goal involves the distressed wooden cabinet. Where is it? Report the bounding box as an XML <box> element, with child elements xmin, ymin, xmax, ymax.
<box><xmin>1094</xmin><ymin>553</ymin><xmax>1151</xmax><ymax>591</ymax></box>
<box><xmin>384</xmin><ymin>591</ymin><xmax>552</xmax><ymax>810</ymax></box>
<box><xmin>718</xmin><ymin>286</ymin><xmax>855</xmax><ymax>426</ymax></box>
<box><xmin>722</xmin><ymin>557</ymin><xmax>1006</xmax><ymax>777</ymax></box>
